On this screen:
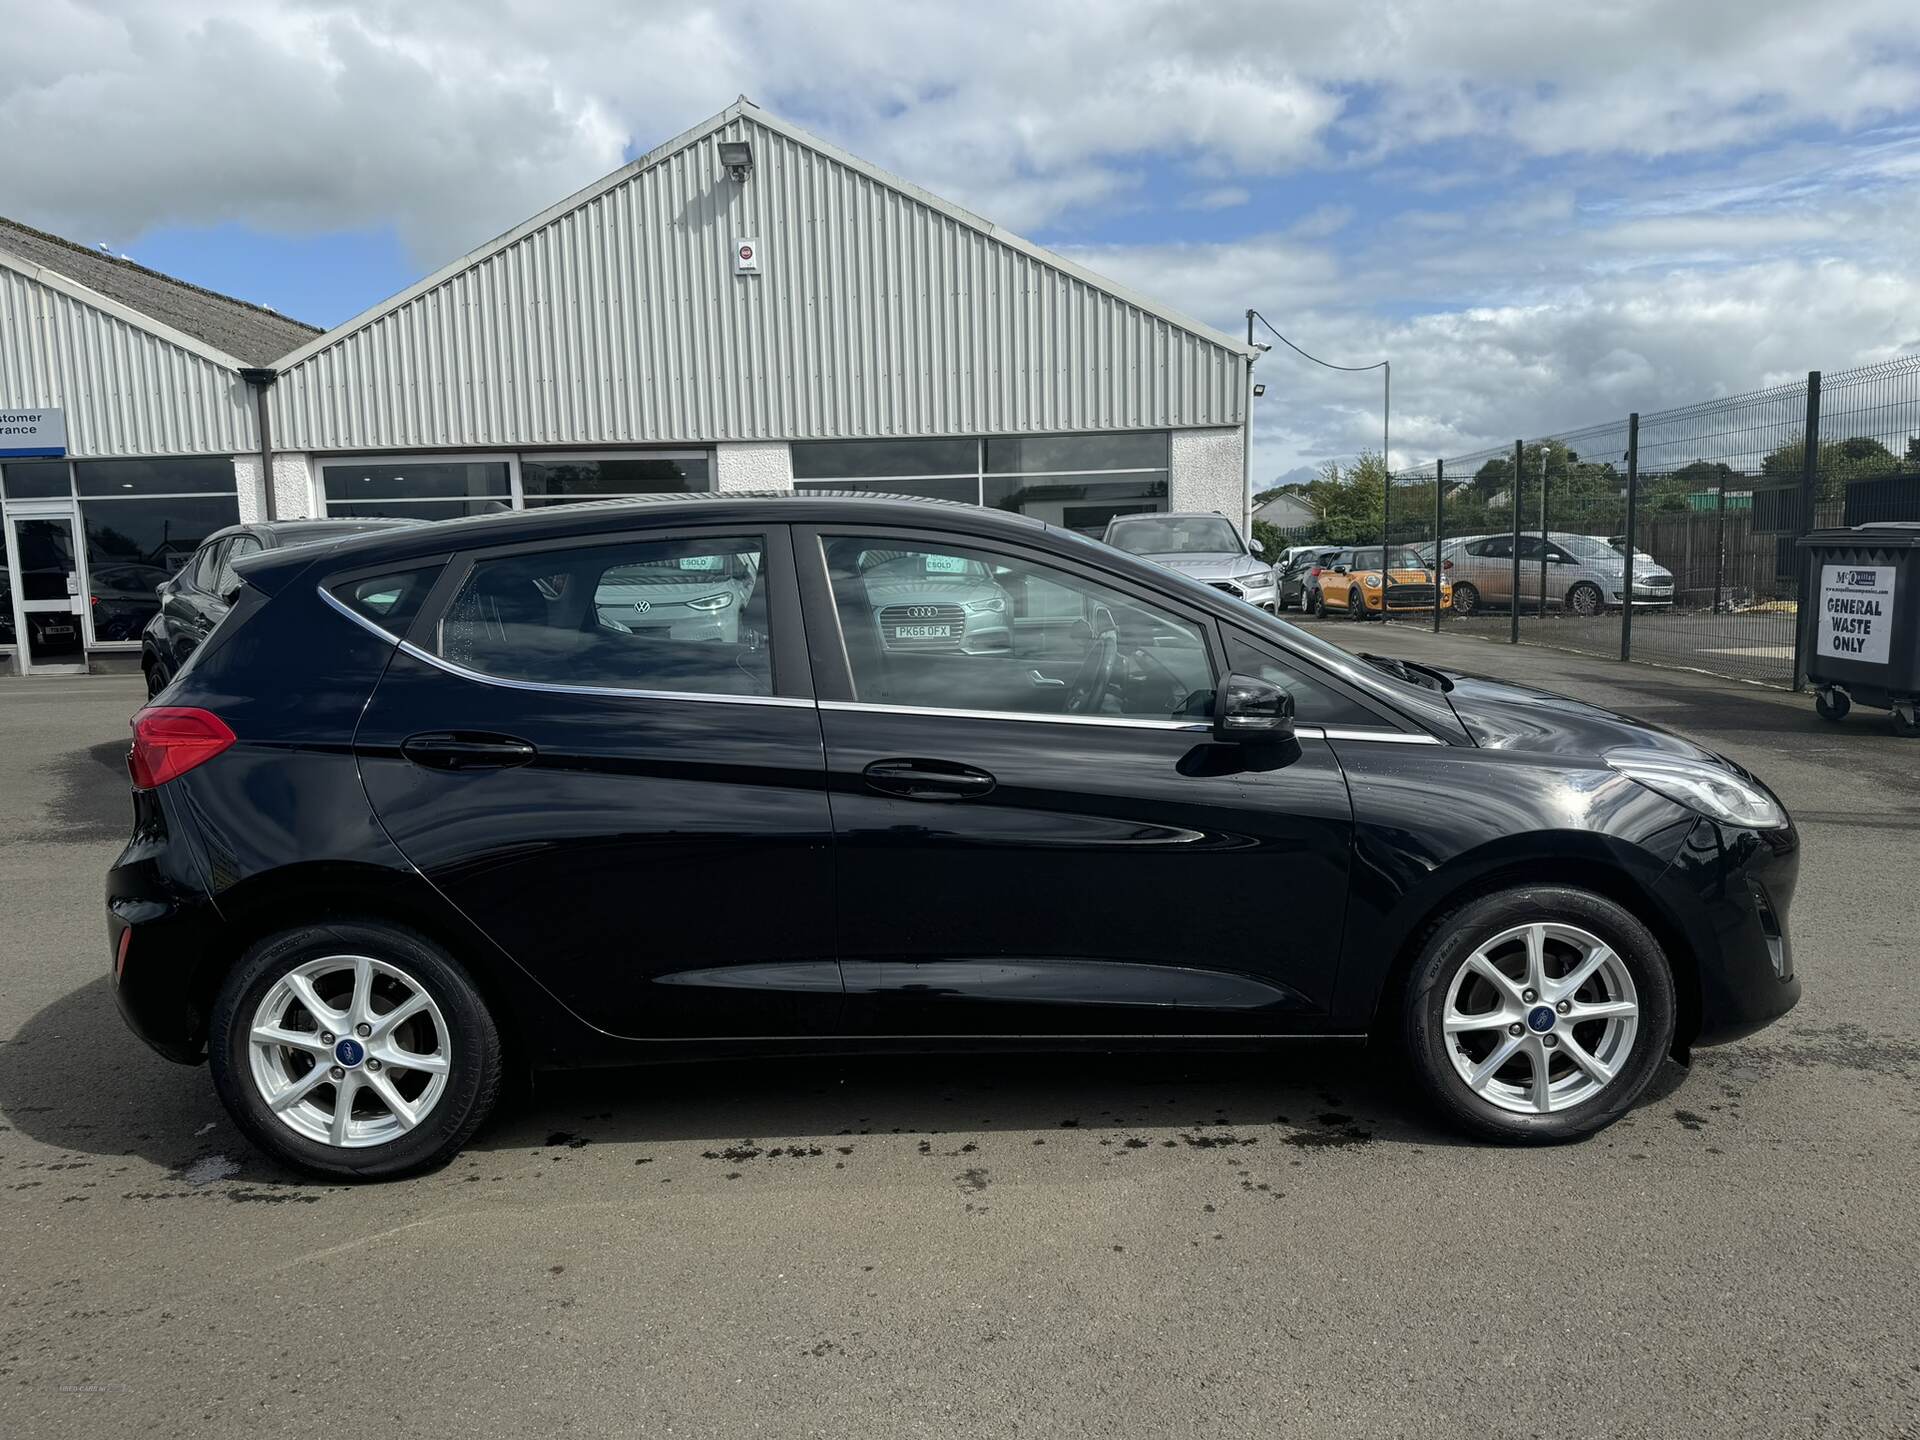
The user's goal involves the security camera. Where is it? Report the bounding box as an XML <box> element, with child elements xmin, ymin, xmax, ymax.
<box><xmin>1252</xmin><ymin>383</ymin><xmax>1266</xmax><ymax>397</ymax></box>
<box><xmin>1252</xmin><ymin>340</ymin><xmax>1274</xmax><ymax>353</ymax></box>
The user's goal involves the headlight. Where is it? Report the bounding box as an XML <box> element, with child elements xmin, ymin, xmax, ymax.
<box><xmin>1605</xmin><ymin>748</ymin><xmax>1787</xmax><ymax>829</ymax></box>
<box><xmin>1363</xmin><ymin>575</ymin><xmax>1381</xmax><ymax>589</ymax></box>
<box><xmin>685</xmin><ymin>592</ymin><xmax>735</xmax><ymax>612</ymax></box>
<box><xmin>1242</xmin><ymin>569</ymin><xmax>1273</xmax><ymax>588</ymax></box>
<box><xmin>963</xmin><ymin>595</ymin><xmax>1005</xmax><ymax>614</ymax></box>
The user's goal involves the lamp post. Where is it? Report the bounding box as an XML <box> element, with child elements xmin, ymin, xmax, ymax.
<box><xmin>1245</xmin><ymin>309</ymin><xmax>1390</xmax><ymax>546</ymax></box>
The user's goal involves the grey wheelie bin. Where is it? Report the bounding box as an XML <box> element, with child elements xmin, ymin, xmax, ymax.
<box><xmin>1797</xmin><ymin>522</ymin><xmax>1920</xmax><ymax>736</ymax></box>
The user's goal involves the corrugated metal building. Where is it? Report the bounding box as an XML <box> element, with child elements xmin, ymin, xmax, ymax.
<box><xmin>0</xmin><ymin>218</ymin><xmax>320</xmax><ymax>672</ymax></box>
<box><xmin>4</xmin><ymin>97</ymin><xmax>1253</xmax><ymax>674</ymax></box>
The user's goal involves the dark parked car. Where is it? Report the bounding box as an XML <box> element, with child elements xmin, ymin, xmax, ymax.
<box><xmin>108</xmin><ymin>494</ymin><xmax>1800</xmax><ymax>1179</ymax></box>
<box><xmin>141</xmin><ymin>519</ymin><xmax>421</xmax><ymax>697</ymax></box>
<box><xmin>1277</xmin><ymin>545</ymin><xmax>1341</xmax><ymax>611</ymax></box>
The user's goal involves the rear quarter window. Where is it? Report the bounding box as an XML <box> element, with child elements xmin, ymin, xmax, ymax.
<box><xmin>328</xmin><ymin>566</ymin><xmax>445</xmax><ymax>639</ymax></box>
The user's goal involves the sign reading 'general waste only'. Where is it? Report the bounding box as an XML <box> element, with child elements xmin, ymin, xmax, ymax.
<box><xmin>1818</xmin><ymin>563</ymin><xmax>1897</xmax><ymax>665</ymax></box>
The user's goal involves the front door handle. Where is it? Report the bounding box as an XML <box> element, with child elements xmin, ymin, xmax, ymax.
<box><xmin>862</xmin><ymin>758</ymin><xmax>996</xmax><ymax>801</ymax></box>
<box><xmin>401</xmin><ymin>732</ymin><xmax>538</xmax><ymax>771</ymax></box>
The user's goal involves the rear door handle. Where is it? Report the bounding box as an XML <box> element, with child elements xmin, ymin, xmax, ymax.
<box><xmin>401</xmin><ymin>732</ymin><xmax>538</xmax><ymax>771</ymax></box>
<box><xmin>862</xmin><ymin>758</ymin><xmax>996</xmax><ymax>801</ymax></box>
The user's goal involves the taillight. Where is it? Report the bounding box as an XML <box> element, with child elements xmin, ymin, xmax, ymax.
<box><xmin>1309</xmin><ymin>566</ymin><xmax>1323</xmax><ymax>577</ymax></box>
<box><xmin>1442</xmin><ymin>559</ymin><xmax>1454</xmax><ymax>572</ymax></box>
<box><xmin>129</xmin><ymin>707</ymin><xmax>236</xmax><ymax>790</ymax></box>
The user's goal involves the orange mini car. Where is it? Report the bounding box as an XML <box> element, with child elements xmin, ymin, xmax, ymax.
<box><xmin>1311</xmin><ymin>545</ymin><xmax>1452</xmax><ymax>619</ymax></box>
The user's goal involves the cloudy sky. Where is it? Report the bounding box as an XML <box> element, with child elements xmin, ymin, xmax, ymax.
<box><xmin>7</xmin><ymin>0</ymin><xmax>1919</xmax><ymax>482</ymax></box>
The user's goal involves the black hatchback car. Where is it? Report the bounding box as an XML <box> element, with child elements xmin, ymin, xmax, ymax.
<box><xmin>140</xmin><ymin>518</ymin><xmax>421</xmax><ymax>697</ymax></box>
<box><xmin>109</xmin><ymin>494</ymin><xmax>1800</xmax><ymax>1179</ymax></box>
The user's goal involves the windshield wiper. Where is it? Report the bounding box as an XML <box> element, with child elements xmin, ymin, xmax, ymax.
<box><xmin>1360</xmin><ymin>653</ymin><xmax>1454</xmax><ymax>692</ymax></box>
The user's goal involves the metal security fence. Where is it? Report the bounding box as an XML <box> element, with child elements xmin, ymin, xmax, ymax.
<box><xmin>1372</xmin><ymin>355</ymin><xmax>1920</xmax><ymax>688</ymax></box>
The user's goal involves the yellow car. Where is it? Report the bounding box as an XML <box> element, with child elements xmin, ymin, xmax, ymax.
<box><xmin>1311</xmin><ymin>545</ymin><xmax>1452</xmax><ymax>620</ymax></box>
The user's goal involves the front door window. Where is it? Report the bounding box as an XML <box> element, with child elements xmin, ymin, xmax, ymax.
<box><xmin>820</xmin><ymin>535</ymin><xmax>1214</xmax><ymax>720</ymax></box>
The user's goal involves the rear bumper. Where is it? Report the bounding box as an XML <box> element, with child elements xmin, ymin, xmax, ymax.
<box><xmin>106</xmin><ymin>791</ymin><xmax>221</xmax><ymax>1065</ymax></box>
<box><xmin>1653</xmin><ymin>817</ymin><xmax>1801</xmax><ymax>1048</ymax></box>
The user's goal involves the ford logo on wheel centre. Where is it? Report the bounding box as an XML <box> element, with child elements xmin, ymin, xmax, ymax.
<box><xmin>333</xmin><ymin>1037</ymin><xmax>367</xmax><ymax>1068</ymax></box>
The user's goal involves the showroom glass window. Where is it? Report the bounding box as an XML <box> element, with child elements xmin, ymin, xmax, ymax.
<box><xmin>320</xmin><ymin>452</ymin><xmax>714</xmax><ymax>517</ymax></box>
<box><xmin>520</xmin><ymin>454</ymin><xmax>711</xmax><ymax>507</ymax></box>
<box><xmin>65</xmin><ymin>459</ymin><xmax>241</xmax><ymax>644</ymax></box>
<box><xmin>792</xmin><ymin>433</ymin><xmax>1170</xmax><ymax>533</ymax></box>
<box><xmin>322</xmin><ymin>460</ymin><xmax>512</xmax><ymax>520</ymax></box>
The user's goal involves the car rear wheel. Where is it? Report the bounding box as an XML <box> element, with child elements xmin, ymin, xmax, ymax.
<box><xmin>1308</xmin><ymin>587</ymin><xmax>1326</xmax><ymax>617</ymax></box>
<box><xmin>209</xmin><ymin>921</ymin><xmax>502</xmax><ymax>1180</ymax></box>
<box><xmin>1566</xmin><ymin>581</ymin><xmax>1605</xmax><ymax>617</ymax></box>
<box><xmin>1451</xmin><ymin>583</ymin><xmax>1479</xmax><ymax>617</ymax></box>
<box><xmin>1403</xmin><ymin>886</ymin><xmax>1675</xmax><ymax>1142</ymax></box>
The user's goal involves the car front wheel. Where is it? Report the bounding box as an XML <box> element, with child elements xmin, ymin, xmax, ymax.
<box><xmin>1451</xmin><ymin>583</ymin><xmax>1479</xmax><ymax>617</ymax></box>
<box><xmin>208</xmin><ymin>920</ymin><xmax>503</xmax><ymax>1180</ymax></box>
<box><xmin>1403</xmin><ymin>886</ymin><xmax>1675</xmax><ymax>1142</ymax></box>
<box><xmin>145</xmin><ymin>660</ymin><xmax>171</xmax><ymax>700</ymax></box>
<box><xmin>1566</xmin><ymin>581</ymin><xmax>1605</xmax><ymax>617</ymax></box>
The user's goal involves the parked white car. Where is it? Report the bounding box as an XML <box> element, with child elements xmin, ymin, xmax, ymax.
<box><xmin>1420</xmin><ymin>532</ymin><xmax>1675</xmax><ymax>617</ymax></box>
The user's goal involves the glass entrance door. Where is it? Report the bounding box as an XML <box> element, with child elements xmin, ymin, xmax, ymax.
<box><xmin>5</xmin><ymin>511</ymin><xmax>89</xmax><ymax>673</ymax></box>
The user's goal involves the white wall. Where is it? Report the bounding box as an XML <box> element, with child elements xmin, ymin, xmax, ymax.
<box><xmin>1168</xmin><ymin>427</ymin><xmax>1247</xmax><ymax>534</ymax></box>
<box><xmin>713</xmin><ymin>441</ymin><xmax>794</xmax><ymax>493</ymax></box>
<box><xmin>231</xmin><ymin>452</ymin><xmax>317</xmax><ymax>523</ymax></box>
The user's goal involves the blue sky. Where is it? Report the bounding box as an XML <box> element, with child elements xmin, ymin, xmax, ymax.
<box><xmin>8</xmin><ymin>0</ymin><xmax>1920</xmax><ymax>481</ymax></box>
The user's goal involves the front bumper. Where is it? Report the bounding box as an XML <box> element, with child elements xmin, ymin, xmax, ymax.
<box><xmin>1653</xmin><ymin>817</ymin><xmax>1801</xmax><ymax>1048</ymax></box>
<box><xmin>1209</xmin><ymin>578</ymin><xmax>1277</xmax><ymax>610</ymax></box>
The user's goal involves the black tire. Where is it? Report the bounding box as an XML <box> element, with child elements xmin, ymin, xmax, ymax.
<box><xmin>145</xmin><ymin>659</ymin><xmax>171</xmax><ymax>700</ymax></box>
<box><xmin>1402</xmin><ymin>885</ymin><xmax>1676</xmax><ymax>1143</ymax></box>
<box><xmin>1814</xmin><ymin>689</ymin><xmax>1849</xmax><ymax>723</ymax></box>
<box><xmin>1308</xmin><ymin>587</ymin><xmax>1325</xmax><ymax>618</ymax></box>
<box><xmin>1347</xmin><ymin>588</ymin><xmax>1367</xmax><ymax>621</ymax></box>
<box><xmin>1452</xmin><ymin>583</ymin><xmax>1479</xmax><ymax>617</ymax></box>
<box><xmin>1566</xmin><ymin>581</ymin><xmax>1604</xmax><ymax>617</ymax></box>
<box><xmin>209</xmin><ymin>920</ymin><xmax>503</xmax><ymax>1181</ymax></box>
<box><xmin>1893</xmin><ymin>705</ymin><xmax>1920</xmax><ymax>739</ymax></box>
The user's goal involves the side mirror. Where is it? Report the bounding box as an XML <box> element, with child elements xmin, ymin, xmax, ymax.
<box><xmin>1334</xmin><ymin>564</ymin><xmax>1350</xmax><ymax>575</ymax></box>
<box><xmin>219</xmin><ymin>581</ymin><xmax>243</xmax><ymax>605</ymax></box>
<box><xmin>1214</xmin><ymin>672</ymin><xmax>1296</xmax><ymax>744</ymax></box>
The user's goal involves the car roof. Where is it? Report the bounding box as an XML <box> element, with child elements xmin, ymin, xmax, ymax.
<box><xmin>234</xmin><ymin>492</ymin><xmax>1054</xmax><ymax>591</ymax></box>
<box><xmin>199</xmin><ymin>517</ymin><xmax>422</xmax><ymax>550</ymax></box>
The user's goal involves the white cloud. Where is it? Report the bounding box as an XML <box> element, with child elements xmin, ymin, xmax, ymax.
<box><xmin>1182</xmin><ymin>186</ymin><xmax>1251</xmax><ymax>211</ymax></box>
<box><xmin>4</xmin><ymin>0</ymin><xmax>1919</xmax><ymax>490</ymax></box>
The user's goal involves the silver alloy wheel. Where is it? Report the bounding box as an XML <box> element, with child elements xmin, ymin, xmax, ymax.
<box><xmin>1568</xmin><ymin>582</ymin><xmax>1603</xmax><ymax>617</ymax></box>
<box><xmin>248</xmin><ymin>954</ymin><xmax>452</xmax><ymax>1148</ymax></box>
<box><xmin>1442</xmin><ymin>922</ymin><xmax>1639</xmax><ymax>1115</ymax></box>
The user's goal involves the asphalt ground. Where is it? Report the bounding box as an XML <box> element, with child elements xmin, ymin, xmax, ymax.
<box><xmin>3</xmin><ymin>631</ymin><xmax>1917</xmax><ymax>1439</ymax></box>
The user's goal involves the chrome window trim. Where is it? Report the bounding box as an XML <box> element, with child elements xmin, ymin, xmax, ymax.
<box><xmin>820</xmin><ymin>700</ymin><xmax>1208</xmax><ymax>733</ymax></box>
<box><xmin>315</xmin><ymin>584</ymin><xmax>808</xmax><ymax>709</ymax></box>
<box><xmin>1318</xmin><ymin>727</ymin><xmax>1444</xmax><ymax>745</ymax></box>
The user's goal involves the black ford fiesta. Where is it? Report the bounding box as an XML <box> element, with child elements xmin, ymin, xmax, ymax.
<box><xmin>107</xmin><ymin>494</ymin><xmax>1799</xmax><ymax>1179</ymax></box>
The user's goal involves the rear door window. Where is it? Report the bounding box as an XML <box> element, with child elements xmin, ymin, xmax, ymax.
<box><xmin>433</xmin><ymin>535</ymin><xmax>772</xmax><ymax>696</ymax></box>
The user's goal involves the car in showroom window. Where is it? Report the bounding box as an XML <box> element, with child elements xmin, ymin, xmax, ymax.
<box><xmin>107</xmin><ymin>494</ymin><xmax>1800</xmax><ymax>1179</ymax></box>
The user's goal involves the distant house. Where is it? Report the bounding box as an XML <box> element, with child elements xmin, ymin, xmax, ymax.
<box><xmin>1253</xmin><ymin>492</ymin><xmax>1317</xmax><ymax>529</ymax></box>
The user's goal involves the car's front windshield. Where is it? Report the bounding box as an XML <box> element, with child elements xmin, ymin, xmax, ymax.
<box><xmin>1107</xmin><ymin>516</ymin><xmax>1241</xmax><ymax>556</ymax></box>
<box><xmin>1556</xmin><ymin>535</ymin><xmax>1623</xmax><ymax>561</ymax></box>
<box><xmin>1350</xmin><ymin>547</ymin><xmax>1425</xmax><ymax>571</ymax></box>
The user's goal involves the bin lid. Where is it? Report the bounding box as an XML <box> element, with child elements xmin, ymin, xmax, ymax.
<box><xmin>1798</xmin><ymin>521</ymin><xmax>1920</xmax><ymax>550</ymax></box>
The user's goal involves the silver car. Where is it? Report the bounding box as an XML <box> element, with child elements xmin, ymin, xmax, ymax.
<box><xmin>593</xmin><ymin>549</ymin><xmax>760</xmax><ymax>642</ymax></box>
<box><xmin>857</xmin><ymin>550</ymin><xmax>1015</xmax><ymax>654</ymax></box>
<box><xmin>1424</xmin><ymin>531</ymin><xmax>1675</xmax><ymax>617</ymax></box>
<box><xmin>1101</xmin><ymin>512</ymin><xmax>1277</xmax><ymax>611</ymax></box>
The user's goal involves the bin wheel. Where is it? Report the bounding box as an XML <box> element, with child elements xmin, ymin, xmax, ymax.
<box><xmin>1893</xmin><ymin>703</ymin><xmax>1919</xmax><ymax>739</ymax></box>
<box><xmin>1814</xmin><ymin>689</ymin><xmax>1850</xmax><ymax>723</ymax></box>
